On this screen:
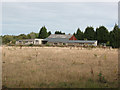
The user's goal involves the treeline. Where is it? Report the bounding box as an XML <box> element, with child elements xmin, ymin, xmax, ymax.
<box><xmin>74</xmin><ymin>24</ymin><xmax>120</xmax><ymax>48</ymax></box>
<box><xmin>1</xmin><ymin>26</ymin><xmax>65</xmax><ymax>45</ymax></box>
<box><xmin>1</xmin><ymin>24</ymin><xmax>120</xmax><ymax>48</ymax></box>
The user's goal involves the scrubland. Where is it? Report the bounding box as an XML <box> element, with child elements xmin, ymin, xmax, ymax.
<box><xmin>1</xmin><ymin>46</ymin><xmax>118</xmax><ymax>88</ymax></box>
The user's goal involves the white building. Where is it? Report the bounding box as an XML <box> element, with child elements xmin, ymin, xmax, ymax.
<box><xmin>16</xmin><ymin>39</ymin><xmax>43</xmax><ymax>45</ymax></box>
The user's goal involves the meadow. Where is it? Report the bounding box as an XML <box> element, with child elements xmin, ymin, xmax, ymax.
<box><xmin>2</xmin><ymin>46</ymin><xmax>118</xmax><ymax>88</ymax></box>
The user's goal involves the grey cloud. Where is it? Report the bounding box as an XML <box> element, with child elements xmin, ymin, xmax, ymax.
<box><xmin>2</xmin><ymin>2</ymin><xmax>118</xmax><ymax>35</ymax></box>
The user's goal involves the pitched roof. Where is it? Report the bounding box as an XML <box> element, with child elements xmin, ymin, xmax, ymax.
<box><xmin>43</xmin><ymin>38</ymin><xmax>69</xmax><ymax>43</ymax></box>
<box><xmin>18</xmin><ymin>39</ymin><xmax>35</xmax><ymax>41</ymax></box>
<box><xmin>43</xmin><ymin>38</ymin><xmax>97</xmax><ymax>43</ymax></box>
<box><xmin>17</xmin><ymin>39</ymin><xmax>42</xmax><ymax>41</ymax></box>
<box><xmin>43</xmin><ymin>34</ymin><xmax>97</xmax><ymax>44</ymax></box>
<box><xmin>48</xmin><ymin>34</ymin><xmax>72</xmax><ymax>39</ymax></box>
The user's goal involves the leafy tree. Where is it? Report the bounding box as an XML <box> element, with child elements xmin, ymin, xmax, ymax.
<box><xmin>27</xmin><ymin>32</ymin><xmax>38</xmax><ymax>39</ymax></box>
<box><xmin>38</xmin><ymin>26</ymin><xmax>48</xmax><ymax>39</ymax></box>
<box><xmin>96</xmin><ymin>26</ymin><xmax>109</xmax><ymax>44</ymax></box>
<box><xmin>17</xmin><ymin>34</ymin><xmax>28</xmax><ymax>39</ymax></box>
<box><xmin>55</xmin><ymin>31</ymin><xmax>65</xmax><ymax>34</ymax></box>
<box><xmin>2</xmin><ymin>35</ymin><xmax>14</xmax><ymax>44</ymax></box>
<box><xmin>75</xmin><ymin>28</ymin><xmax>84</xmax><ymax>40</ymax></box>
<box><xmin>84</xmin><ymin>26</ymin><xmax>95</xmax><ymax>40</ymax></box>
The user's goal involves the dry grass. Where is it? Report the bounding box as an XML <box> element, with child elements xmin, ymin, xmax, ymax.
<box><xmin>2</xmin><ymin>46</ymin><xmax>118</xmax><ymax>88</ymax></box>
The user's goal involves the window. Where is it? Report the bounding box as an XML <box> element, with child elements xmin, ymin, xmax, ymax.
<box><xmin>25</xmin><ymin>41</ymin><xmax>28</xmax><ymax>43</ymax></box>
<box><xmin>36</xmin><ymin>40</ymin><xmax>39</xmax><ymax>42</ymax></box>
<box><xmin>63</xmin><ymin>43</ymin><xmax>66</xmax><ymax>45</ymax></box>
<box><xmin>54</xmin><ymin>43</ymin><xmax>57</xmax><ymax>45</ymax></box>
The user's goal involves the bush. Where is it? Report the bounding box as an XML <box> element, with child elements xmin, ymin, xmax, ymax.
<box><xmin>29</xmin><ymin>44</ymin><xmax>33</xmax><ymax>46</ymax></box>
<box><xmin>45</xmin><ymin>43</ymin><xmax>50</xmax><ymax>46</ymax></box>
<box><xmin>7</xmin><ymin>44</ymin><xmax>15</xmax><ymax>46</ymax></box>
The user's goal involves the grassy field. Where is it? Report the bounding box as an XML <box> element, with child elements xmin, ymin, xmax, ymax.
<box><xmin>2</xmin><ymin>46</ymin><xmax>118</xmax><ymax>88</ymax></box>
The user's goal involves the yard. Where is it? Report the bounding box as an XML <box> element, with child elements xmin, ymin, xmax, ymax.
<box><xmin>2</xmin><ymin>46</ymin><xmax>118</xmax><ymax>88</ymax></box>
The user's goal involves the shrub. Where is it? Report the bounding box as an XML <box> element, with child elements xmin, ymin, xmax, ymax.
<box><xmin>46</xmin><ymin>43</ymin><xmax>50</xmax><ymax>46</ymax></box>
<box><xmin>98</xmin><ymin>71</ymin><xmax>107</xmax><ymax>83</ymax></box>
<box><xmin>29</xmin><ymin>44</ymin><xmax>33</xmax><ymax>46</ymax></box>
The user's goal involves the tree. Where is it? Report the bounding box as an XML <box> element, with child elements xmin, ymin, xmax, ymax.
<box><xmin>48</xmin><ymin>31</ymin><xmax>51</xmax><ymax>36</ymax></box>
<box><xmin>2</xmin><ymin>35</ymin><xmax>14</xmax><ymax>44</ymax></box>
<box><xmin>109</xmin><ymin>24</ymin><xmax>120</xmax><ymax>48</ymax></box>
<box><xmin>17</xmin><ymin>34</ymin><xmax>28</xmax><ymax>39</ymax></box>
<box><xmin>55</xmin><ymin>31</ymin><xmax>65</xmax><ymax>34</ymax></box>
<box><xmin>38</xmin><ymin>26</ymin><xmax>48</xmax><ymax>39</ymax></box>
<box><xmin>84</xmin><ymin>26</ymin><xmax>95</xmax><ymax>40</ymax></box>
<box><xmin>74</xmin><ymin>28</ymin><xmax>84</xmax><ymax>40</ymax></box>
<box><xmin>96</xmin><ymin>26</ymin><xmax>109</xmax><ymax>44</ymax></box>
<box><xmin>73</xmin><ymin>32</ymin><xmax>76</xmax><ymax>36</ymax></box>
<box><xmin>27</xmin><ymin>32</ymin><xmax>38</xmax><ymax>39</ymax></box>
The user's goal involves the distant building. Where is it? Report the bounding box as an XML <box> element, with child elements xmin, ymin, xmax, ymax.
<box><xmin>16</xmin><ymin>39</ymin><xmax>43</xmax><ymax>45</ymax></box>
<box><xmin>42</xmin><ymin>34</ymin><xmax>97</xmax><ymax>46</ymax></box>
<box><xmin>15</xmin><ymin>34</ymin><xmax>97</xmax><ymax>46</ymax></box>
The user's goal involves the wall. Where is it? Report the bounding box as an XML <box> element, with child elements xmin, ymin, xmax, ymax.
<box><xmin>34</xmin><ymin>39</ymin><xmax>43</xmax><ymax>45</ymax></box>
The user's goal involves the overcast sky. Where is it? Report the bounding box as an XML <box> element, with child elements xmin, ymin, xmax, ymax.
<box><xmin>2</xmin><ymin>2</ymin><xmax>118</xmax><ymax>35</ymax></box>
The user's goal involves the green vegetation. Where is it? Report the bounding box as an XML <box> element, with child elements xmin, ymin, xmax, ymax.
<box><xmin>55</xmin><ymin>31</ymin><xmax>65</xmax><ymax>34</ymax></box>
<box><xmin>74</xmin><ymin>24</ymin><xmax>120</xmax><ymax>48</ymax></box>
<box><xmin>94</xmin><ymin>54</ymin><xmax>97</xmax><ymax>57</ymax></box>
<box><xmin>45</xmin><ymin>43</ymin><xmax>50</xmax><ymax>46</ymax></box>
<box><xmin>109</xmin><ymin>24</ymin><xmax>120</xmax><ymax>48</ymax></box>
<box><xmin>1</xmin><ymin>24</ymin><xmax>120</xmax><ymax>48</ymax></box>
<box><xmin>29</xmin><ymin>44</ymin><xmax>34</xmax><ymax>46</ymax></box>
<box><xmin>38</xmin><ymin>26</ymin><xmax>50</xmax><ymax>39</ymax></box>
<box><xmin>96</xmin><ymin>26</ymin><xmax>109</xmax><ymax>44</ymax></box>
<box><xmin>74</xmin><ymin>28</ymin><xmax>84</xmax><ymax>40</ymax></box>
<box><xmin>98</xmin><ymin>71</ymin><xmax>107</xmax><ymax>83</ymax></box>
<box><xmin>31</xmin><ymin>80</ymin><xmax>117</xmax><ymax>88</ymax></box>
<box><xmin>84</xmin><ymin>26</ymin><xmax>95</xmax><ymax>40</ymax></box>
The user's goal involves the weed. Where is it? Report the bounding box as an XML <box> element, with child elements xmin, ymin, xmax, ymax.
<box><xmin>98</xmin><ymin>71</ymin><xmax>107</xmax><ymax>83</ymax></box>
<box><xmin>31</xmin><ymin>70</ymin><xmax>35</xmax><ymax>73</ymax></box>
<box><xmin>88</xmin><ymin>78</ymin><xmax>94</xmax><ymax>82</ymax></box>
<box><xmin>94</xmin><ymin>54</ymin><xmax>97</xmax><ymax>57</ymax></box>
<box><xmin>28</xmin><ymin>56</ymin><xmax>32</xmax><ymax>61</ymax></box>
<box><xmin>3</xmin><ymin>52</ymin><xmax>6</xmax><ymax>57</ymax></box>
<box><xmin>87</xmin><ymin>47</ymin><xmax>92</xmax><ymax>50</ymax></box>
<box><xmin>90</xmin><ymin>67</ymin><xmax>94</xmax><ymax>77</ymax></box>
<box><xmin>8</xmin><ymin>48</ymin><xmax>10</xmax><ymax>50</ymax></box>
<box><xmin>29</xmin><ymin>44</ymin><xmax>33</xmax><ymax>46</ymax></box>
<box><xmin>35</xmin><ymin>52</ymin><xmax>38</xmax><ymax>61</ymax></box>
<box><xmin>72</xmin><ymin>61</ymin><xmax>84</xmax><ymax>65</ymax></box>
<box><xmin>2</xmin><ymin>85</ymin><xmax>8</xmax><ymax>89</ymax></box>
<box><xmin>39</xmin><ymin>83</ymin><xmax>48</xmax><ymax>87</ymax></box>
<box><xmin>14</xmin><ymin>48</ymin><xmax>16</xmax><ymax>50</ymax></box>
<box><xmin>104</xmin><ymin>54</ymin><xmax>107</xmax><ymax>60</ymax></box>
<box><xmin>46</xmin><ymin>43</ymin><xmax>50</xmax><ymax>46</ymax></box>
<box><xmin>98</xmin><ymin>60</ymin><xmax>101</xmax><ymax>66</ymax></box>
<box><xmin>19</xmin><ymin>45</ymin><xmax>23</xmax><ymax>49</ymax></box>
<box><xmin>72</xmin><ymin>61</ymin><xmax>76</xmax><ymax>65</ymax></box>
<box><xmin>57</xmin><ymin>82</ymin><xmax>71</xmax><ymax>88</ymax></box>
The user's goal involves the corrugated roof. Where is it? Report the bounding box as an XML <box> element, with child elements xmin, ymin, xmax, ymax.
<box><xmin>18</xmin><ymin>39</ymin><xmax>35</xmax><ymax>41</ymax></box>
<box><xmin>43</xmin><ymin>38</ymin><xmax>69</xmax><ymax>43</ymax></box>
<box><xmin>68</xmin><ymin>40</ymin><xmax>97</xmax><ymax>43</ymax></box>
<box><xmin>18</xmin><ymin>39</ymin><xmax>42</xmax><ymax>41</ymax></box>
<box><xmin>48</xmin><ymin>34</ymin><xmax>72</xmax><ymax>38</ymax></box>
<box><xmin>43</xmin><ymin>38</ymin><xmax>97</xmax><ymax>43</ymax></box>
